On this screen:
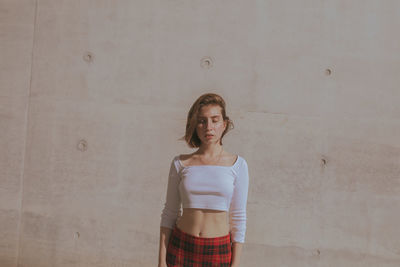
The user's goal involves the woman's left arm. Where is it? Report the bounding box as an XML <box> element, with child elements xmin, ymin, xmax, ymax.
<box><xmin>229</xmin><ymin>158</ymin><xmax>249</xmax><ymax>266</ymax></box>
<box><xmin>231</xmin><ymin>242</ymin><xmax>243</xmax><ymax>267</ymax></box>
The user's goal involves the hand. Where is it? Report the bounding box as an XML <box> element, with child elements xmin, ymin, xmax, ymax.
<box><xmin>158</xmin><ymin>262</ymin><xmax>167</xmax><ymax>267</ymax></box>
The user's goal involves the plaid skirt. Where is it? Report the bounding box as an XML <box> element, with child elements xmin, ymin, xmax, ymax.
<box><xmin>166</xmin><ymin>223</ymin><xmax>232</xmax><ymax>267</ymax></box>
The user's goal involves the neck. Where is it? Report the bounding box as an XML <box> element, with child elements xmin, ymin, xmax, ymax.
<box><xmin>196</xmin><ymin>144</ymin><xmax>223</xmax><ymax>157</ymax></box>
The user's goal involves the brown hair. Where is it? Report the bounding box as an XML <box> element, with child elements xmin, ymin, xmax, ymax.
<box><xmin>179</xmin><ymin>93</ymin><xmax>234</xmax><ymax>148</ymax></box>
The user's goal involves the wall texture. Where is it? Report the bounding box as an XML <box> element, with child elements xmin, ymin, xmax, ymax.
<box><xmin>1</xmin><ymin>0</ymin><xmax>400</xmax><ymax>266</ymax></box>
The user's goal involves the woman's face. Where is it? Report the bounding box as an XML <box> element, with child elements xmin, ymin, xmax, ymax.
<box><xmin>196</xmin><ymin>105</ymin><xmax>227</xmax><ymax>144</ymax></box>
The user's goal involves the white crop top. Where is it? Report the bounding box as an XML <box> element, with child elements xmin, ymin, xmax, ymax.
<box><xmin>160</xmin><ymin>154</ymin><xmax>249</xmax><ymax>243</ymax></box>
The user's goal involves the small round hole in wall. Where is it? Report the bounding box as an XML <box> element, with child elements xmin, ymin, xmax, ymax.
<box><xmin>200</xmin><ymin>56</ymin><xmax>213</xmax><ymax>69</ymax></box>
<box><xmin>77</xmin><ymin>139</ymin><xmax>88</xmax><ymax>151</ymax></box>
<box><xmin>83</xmin><ymin>51</ymin><xmax>94</xmax><ymax>63</ymax></box>
<box><xmin>325</xmin><ymin>68</ymin><xmax>332</xmax><ymax>75</ymax></box>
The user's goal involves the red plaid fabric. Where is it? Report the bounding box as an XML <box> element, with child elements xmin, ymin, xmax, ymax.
<box><xmin>166</xmin><ymin>224</ymin><xmax>232</xmax><ymax>267</ymax></box>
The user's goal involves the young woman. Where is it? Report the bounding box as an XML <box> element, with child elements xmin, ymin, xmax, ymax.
<box><xmin>158</xmin><ymin>93</ymin><xmax>249</xmax><ymax>267</ymax></box>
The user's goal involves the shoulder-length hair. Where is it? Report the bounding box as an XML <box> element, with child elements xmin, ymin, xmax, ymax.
<box><xmin>179</xmin><ymin>93</ymin><xmax>234</xmax><ymax>148</ymax></box>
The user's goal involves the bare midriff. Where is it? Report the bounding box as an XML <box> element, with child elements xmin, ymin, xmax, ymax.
<box><xmin>175</xmin><ymin>208</ymin><xmax>230</xmax><ymax>237</ymax></box>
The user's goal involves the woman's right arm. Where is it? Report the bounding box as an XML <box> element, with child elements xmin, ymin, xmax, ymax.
<box><xmin>158</xmin><ymin>226</ymin><xmax>172</xmax><ymax>266</ymax></box>
<box><xmin>158</xmin><ymin>157</ymin><xmax>182</xmax><ymax>266</ymax></box>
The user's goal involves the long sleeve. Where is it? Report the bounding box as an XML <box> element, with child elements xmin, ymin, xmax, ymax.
<box><xmin>229</xmin><ymin>158</ymin><xmax>249</xmax><ymax>243</ymax></box>
<box><xmin>160</xmin><ymin>157</ymin><xmax>182</xmax><ymax>229</ymax></box>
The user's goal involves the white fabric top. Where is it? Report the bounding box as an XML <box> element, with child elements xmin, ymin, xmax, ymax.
<box><xmin>160</xmin><ymin>154</ymin><xmax>249</xmax><ymax>243</ymax></box>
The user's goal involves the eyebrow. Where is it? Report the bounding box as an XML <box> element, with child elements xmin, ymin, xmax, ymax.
<box><xmin>198</xmin><ymin>115</ymin><xmax>220</xmax><ymax>119</ymax></box>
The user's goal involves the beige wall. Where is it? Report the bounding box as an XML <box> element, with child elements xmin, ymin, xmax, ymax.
<box><xmin>1</xmin><ymin>0</ymin><xmax>399</xmax><ymax>266</ymax></box>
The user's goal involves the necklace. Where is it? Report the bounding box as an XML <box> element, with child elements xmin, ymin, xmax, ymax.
<box><xmin>199</xmin><ymin>147</ymin><xmax>224</xmax><ymax>165</ymax></box>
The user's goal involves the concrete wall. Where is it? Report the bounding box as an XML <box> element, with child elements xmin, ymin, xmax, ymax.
<box><xmin>1</xmin><ymin>0</ymin><xmax>399</xmax><ymax>266</ymax></box>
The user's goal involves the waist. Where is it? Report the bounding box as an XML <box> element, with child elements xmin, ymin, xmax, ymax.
<box><xmin>176</xmin><ymin>208</ymin><xmax>229</xmax><ymax>237</ymax></box>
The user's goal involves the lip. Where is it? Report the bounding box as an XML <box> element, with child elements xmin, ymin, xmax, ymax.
<box><xmin>205</xmin><ymin>134</ymin><xmax>214</xmax><ymax>138</ymax></box>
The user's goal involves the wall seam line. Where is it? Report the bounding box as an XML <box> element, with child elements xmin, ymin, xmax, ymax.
<box><xmin>16</xmin><ymin>0</ymin><xmax>39</xmax><ymax>265</ymax></box>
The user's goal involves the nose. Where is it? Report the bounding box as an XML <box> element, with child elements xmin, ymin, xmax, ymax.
<box><xmin>205</xmin><ymin>120</ymin><xmax>214</xmax><ymax>130</ymax></box>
